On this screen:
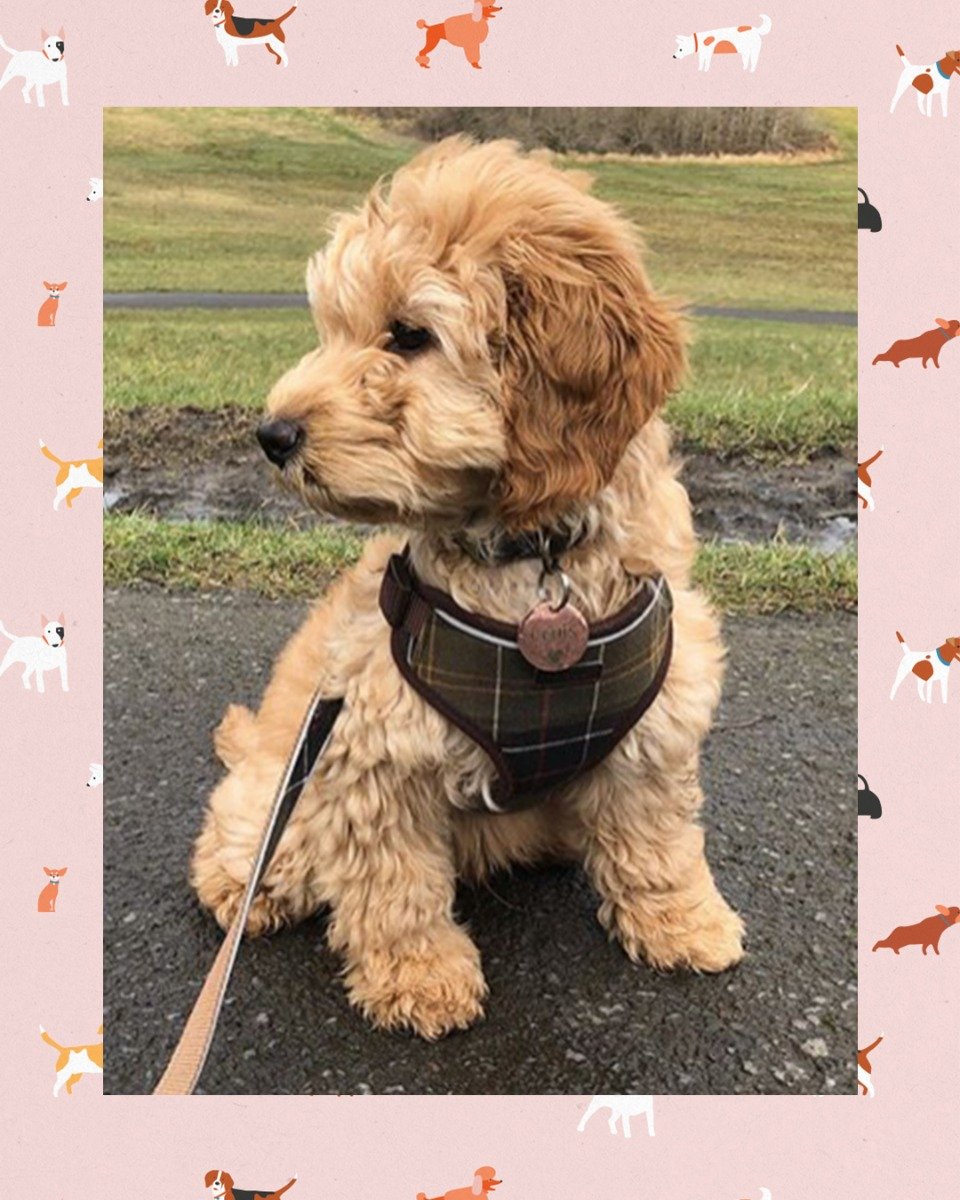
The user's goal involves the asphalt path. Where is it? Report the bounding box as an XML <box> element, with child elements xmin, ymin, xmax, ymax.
<box><xmin>103</xmin><ymin>293</ymin><xmax>857</xmax><ymax>326</ymax></box>
<box><xmin>104</xmin><ymin>588</ymin><xmax>856</xmax><ymax>1096</ymax></box>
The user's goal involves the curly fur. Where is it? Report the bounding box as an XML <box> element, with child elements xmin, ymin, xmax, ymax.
<box><xmin>191</xmin><ymin>137</ymin><xmax>744</xmax><ymax>1041</ymax></box>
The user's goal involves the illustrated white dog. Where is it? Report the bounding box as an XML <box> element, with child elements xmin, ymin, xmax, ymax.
<box><xmin>889</xmin><ymin>45</ymin><xmax>960</xmax><ymax>118</ymax></box>
<box><xmin>673</xmin><ymin>13</ymin><xmax>772</xmax><ymax>71</ymax></box>
<box><xmin>577</xmin><ymin>1094</ymin><xmax>655</xmax><ymax>1138</ymax></box>
<box><xmin>0</xmin><ymin>614</ymin><xmax>69</xmax><ymax>692</ymax></box>
<box><xmin>889</xmin><ymin>630</ymin><xmax>959</xmax><ymax>704</ymax></box>
<box><xmin>86</xmin><ymin>176</ymin><xmax>103</xmax><ymax>202</ymax></box>
<box><xmin>86</xmin><ymin>762</ymin><xmax>104</xmax><ymax>788</ymax></box>
<box><xmin>0</xmin><ymin>29</ymin><xmax>68</xmax><ymax>107</ymax></box>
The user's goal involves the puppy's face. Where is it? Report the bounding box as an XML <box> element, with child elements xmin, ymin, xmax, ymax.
<box><xmin>262</xmin><ymin>138</ymin><xmax>685</xmax><ymax>531</ymax></box>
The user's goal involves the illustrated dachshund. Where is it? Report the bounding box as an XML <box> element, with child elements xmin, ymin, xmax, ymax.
<box><xmin>872</xmin><ymin>318</ymin><xmax>960</xmax><ymax>367</ymax></box>
<box><xmin>416</xmin><ymin>2</ymin><xmax>502</xmax><ymax>69</ymax></box>
<box><xmin>873</xmin><ymin>905</ymin><xmax>960</xmax><ymax>955</ymax></box>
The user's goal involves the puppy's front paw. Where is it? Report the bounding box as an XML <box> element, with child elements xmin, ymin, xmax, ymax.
<box><xmin>345</xmin><ymin>925</ymin><xmax>488</xmax><ymax>1040</ymax></box>
<box><xmin>190</xmin><ymin>819</ymin><xmax>304</xmax><ymax>937</ymax></box>
<box><xmin>213</xmin><ymin>703</ymin><xmax>257</xmax><ymax>768</ymax></box>
<box><xmin>603</xmin><ymin>889</ymin><xmax>745</xmax><ymax>974</ymax></box>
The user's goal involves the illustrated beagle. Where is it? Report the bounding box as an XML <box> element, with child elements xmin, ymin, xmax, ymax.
<box><xmin>203</xmin><ymin>1170</ymin><xmax>297</xmax><ymax>1200</ymax></box>
<box><xmin>204</xmin><ymin>0</ymin><xmax>296</xmax><ymax>66</ymax></box>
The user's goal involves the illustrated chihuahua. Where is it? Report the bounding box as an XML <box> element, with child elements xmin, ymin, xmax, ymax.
<box><xmin>37</xmin><ymin>281</ymin><xmax>67</xmax><ymax>326</ymax></box>
<box><xmin>0</xmin><ymin>614</ymin><xmax>68</xmax><ymax>692</ymax></box>
<box><xmin>37</xmin><ymin>867</ymin><xmax>68</xmax><ymax>912</ymax></box>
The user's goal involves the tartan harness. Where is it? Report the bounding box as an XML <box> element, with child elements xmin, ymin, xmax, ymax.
<box><xmin>379</xmin><ymin>548</ymin><xmax>674</xmax><ymax>813</ymax></box>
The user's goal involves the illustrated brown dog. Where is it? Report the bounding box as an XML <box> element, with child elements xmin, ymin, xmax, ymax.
<box><xmin>872</xmin><ymin>317</ymin><xmax>960</xmax><ymax>367</ymax></box>
<box><xmin>417</xmin><ymin>1166</ymin><xmax>501</xmax><ymax>1200</ymax></box>
<box><xmin>416</xmin><ymin>2</ymin><xmax>502</xmax><ymax>69</ymax></box>
<box><xmin>872</xmin><ymin>904</ymin><xmax>960</xmax><ymax>955</ymax></box>
<box><xmin>37</xmin><ymin>866</ymin><xmax>68</xmax><ymax>912</ymax></box>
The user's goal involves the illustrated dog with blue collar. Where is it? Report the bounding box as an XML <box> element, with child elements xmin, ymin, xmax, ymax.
<box><xmin>890</xmin><ymin>44</ymin><xmax>960</xmax><ymax>117</ymax></box>
<box><xmin>190</xmin><ymin>137</ymin><xmax>745</xmax><ymax>1042</ymax></box>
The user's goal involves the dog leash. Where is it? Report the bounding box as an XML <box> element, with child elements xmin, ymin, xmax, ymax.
<box><xmin>152</xmin><ymin>689</ymin><xmax>345</xmax><ymax>1095</ymax></box>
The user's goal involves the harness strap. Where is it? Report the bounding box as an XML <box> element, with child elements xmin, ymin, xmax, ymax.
<box><xmin>152</xmin><ymin>691</ymin><xmax>344</xmax><ymax>1095</ymax></box>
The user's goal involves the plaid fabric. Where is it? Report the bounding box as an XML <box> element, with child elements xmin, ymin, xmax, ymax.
<box><xmin>380</xmin><ymin>550</ymin><xmax>673</xmax><ymax>813</ymax></box>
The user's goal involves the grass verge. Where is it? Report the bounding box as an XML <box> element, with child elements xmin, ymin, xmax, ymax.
<box><xmin>104</xmin><ymin>107</ymin><xmax>856</xmax><ymax>310</ymax></box>
<box><xmin>105</xmin><ymin>513</ymin><xmax>856</xmax><ymax>614</ymax></box>
<box><xmin>104</xmin><ymin>309</ymin><xmax>856</xmax><ymax>459</ymax></box>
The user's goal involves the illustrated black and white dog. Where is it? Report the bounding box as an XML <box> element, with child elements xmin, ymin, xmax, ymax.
<box><xmin>0</xmin><ymin>29</ymin><xmax>68</xmax><ymax>107</ymax></box>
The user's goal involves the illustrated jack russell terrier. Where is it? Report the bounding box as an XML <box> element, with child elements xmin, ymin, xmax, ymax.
<box><xmin>416</xmin><ymin>3</ymin><xmax>503</xmax><ymax>70</ymax></box>
<box><xmin>37</xmin><ymin>281</ymin><xmax>67</xmax><ymax>326</ymax></box>
<box><xmin>0</xmin><ymin>614</ymin><xmax>68</xmax><ymax>692</ymax></box>
<box><xmin>204</xmin><ymin>1</ymin><xmax>296</xmax><ymax>66</ymax></box>
<box><xmin>890</xmin><ymin>45</ymin><xmax>960</xmax><ymax>117</ymax></box>
<box><xmin>39</xmin><ymin>438</ymin><xmax>104</xmax><ymax>510</ymax></box>
<box><xmin>673</xmin><ymin>13</ymin><xmax>772</xmax><ymax>71</ymax></box>
<box><xmin>577</xmin><ymin>1094</ymin><xmax>655</xmax><ymax>1138</ymax></box>
<box><xmin>0</xmin><ymin>29</ymin><xmax>68</xmax><ymax>106</ymax></box>
<box><xmin>417</xmin><ymin>1166</ymin><xmax>501</xmax><ymax>1200</ymax></box>
<box><xmin>37</xmin><ymin>867</ymin><xmax>68</xmax><ymax>912</ymax></box>
<box><xmin>857</xmin><ymin>447</ymin><xmax>883</xmax><ymax>511</ymax></box>
<box><xmin>39</xmin><ymin>1023</ymin><xmax>103</xmax><ymax>1097</ymax></box>
<box><xmin>890</xmin><ymin>630</ymin><xmax>959</xmax><ymax>703</ymax></box>
<box><xmin>857</xmin><ymin>1034</ymin><xmax>882</xmax><ymax>1097</ymax></box>
<box><xmin>203</xmin><ymin>1169</ymin><xmax>298</xmax><ymax>1200</ymax></box>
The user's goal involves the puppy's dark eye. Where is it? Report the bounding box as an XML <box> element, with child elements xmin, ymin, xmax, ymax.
<box><xmin>386</xmin><ymin>320</ymin><xmax>433</xmax><ymax>356</ymax></box>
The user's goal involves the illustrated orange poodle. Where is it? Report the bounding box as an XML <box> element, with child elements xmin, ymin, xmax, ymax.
<box><xmin>416</xmin><ymin>2</ymin><xmax>502</xmax><ymax>69</ymax></box>
<box><xmin>203</xmin><ymin>1170</ymin><xmax>297</xmax><ymax>1200</ymax></box>
<box><xmin>417</xmin><ymin>1166</ymin><xmax>501</xmax><ymax>1200</ymax></box>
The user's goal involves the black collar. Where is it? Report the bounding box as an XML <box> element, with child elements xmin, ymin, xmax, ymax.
<box><xmin>452</xmin><ymin>524</ymin><xmax>589</xmax><ymax>568</ymax></box>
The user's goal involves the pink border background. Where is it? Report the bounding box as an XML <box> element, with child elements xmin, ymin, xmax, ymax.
<box><xmin>1</xmin><ymin>1</ymin><xmax>957</xmax><ymax>1196</ymax></box>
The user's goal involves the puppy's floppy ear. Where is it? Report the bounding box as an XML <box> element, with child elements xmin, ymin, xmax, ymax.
<box><xmin>496</xmin><ymin>209</ymin><xmax>686</xmax><ymax>529</ymax></box>
<box><xmin>472</xmin><ymin>1174</ymin><xmax>483</xmax><ymax>1197</ymax></box>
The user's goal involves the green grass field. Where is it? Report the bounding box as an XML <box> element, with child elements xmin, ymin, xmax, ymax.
<box><xmin>105</xmin><ymin>513</ymin><xmax>855</xmax><ymax>614</ymax></box>
<box><xmin>104</xmin><ymin>107</ymin><xmax>857</xmax><ymax>311</ymax></box>
<box><xmin>105</xmin><ymin>308</ymin><xmax>855</xmax><ymax>459</ymax></box>
<box><xmin>104</xmin><ymin>107</ymin><xmax>857</xmax><ymax>611</ymax></box>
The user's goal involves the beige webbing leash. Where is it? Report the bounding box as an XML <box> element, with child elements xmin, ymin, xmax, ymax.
<box><xmin>153</xmin><ymin>690</ymin><xmax>345</xmax><ymax>1095</ymax></box>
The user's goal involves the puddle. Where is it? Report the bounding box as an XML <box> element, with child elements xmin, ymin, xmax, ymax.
<box><xmin>105</xmin><ymin>407</ymin><xmax>856</xmax><ymax>550</ymax></box>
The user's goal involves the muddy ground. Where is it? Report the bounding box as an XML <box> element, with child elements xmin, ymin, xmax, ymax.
<box><xmin>105</xmin><ymin>406</ymin><xmax>856</xmax><ymax>550</ymax></box>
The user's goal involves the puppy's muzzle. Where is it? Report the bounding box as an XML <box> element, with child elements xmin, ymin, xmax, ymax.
<box><xmin>257</xmin><ymin>418</ymin><xmax>304</xmax><ymax>467</ymax></box>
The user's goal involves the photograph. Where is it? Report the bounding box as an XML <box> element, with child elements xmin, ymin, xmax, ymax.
<box><xmin>103</xmin><ymin>104</ymin><xmax>857</xmax><ymax>1096</ymax></box>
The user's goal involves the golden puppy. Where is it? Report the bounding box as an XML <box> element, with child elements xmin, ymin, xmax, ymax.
<box><xmin>191</xmin><ymin>137</ymin><xmax>744</xmax><ymax>1040</ymax></box>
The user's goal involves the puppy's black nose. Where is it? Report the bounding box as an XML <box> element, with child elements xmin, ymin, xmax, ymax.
<box><xmin>257</xmin><ymin>419</ymin><xmax>304</xmax><ymax>466</ymax></box>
